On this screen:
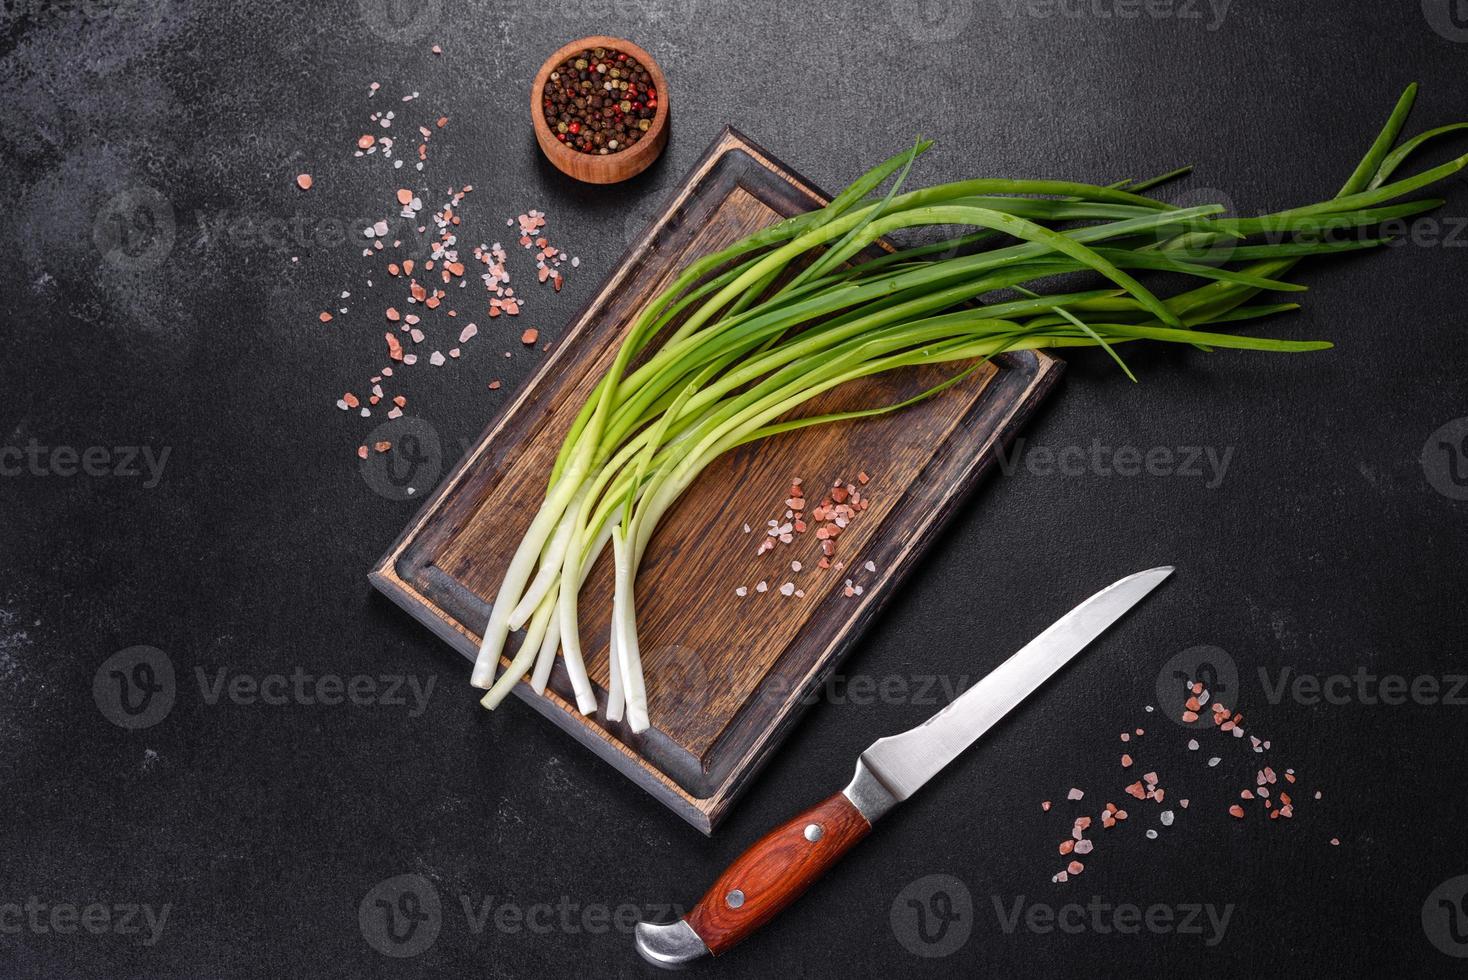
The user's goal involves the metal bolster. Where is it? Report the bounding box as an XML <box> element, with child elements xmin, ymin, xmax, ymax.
<box><xmin>635</xmin><ymin>919</ymin><xmax>710</xmax><ymax>969</ymax></box>
<box><xmin>841</xmin><ymin>757</ymin><xmax>901</xmax><ymax>824</ymax></box>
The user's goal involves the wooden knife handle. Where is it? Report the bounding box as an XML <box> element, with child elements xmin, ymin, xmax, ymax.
<box><xmin>686</xmin><ymin>791</ymin><xmax>872</xmax><ymax>955</ymax></box>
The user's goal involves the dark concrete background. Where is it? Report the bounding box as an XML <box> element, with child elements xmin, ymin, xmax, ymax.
<box><xmin>3</xmin><ymin>0</ymin><xmax>1467</xmax><ymax>976</ymax></box>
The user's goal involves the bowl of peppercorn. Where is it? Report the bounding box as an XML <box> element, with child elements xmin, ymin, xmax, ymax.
<box><xmin>531</xmin><ymin>36</ymin><xmax>669</xmax><ymax>184</ymax></box>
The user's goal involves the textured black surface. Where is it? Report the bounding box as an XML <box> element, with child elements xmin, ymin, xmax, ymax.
<box><xmin>3</xmin><ymin>2</ymin><xmax>1467</xmax><ymax>977</ymax></box>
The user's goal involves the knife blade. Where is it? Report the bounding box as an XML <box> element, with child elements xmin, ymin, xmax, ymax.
<box><xmin>635</xmin><ymin>566</ymin><xmax>1173</xmax><ymax>968</ymax></box>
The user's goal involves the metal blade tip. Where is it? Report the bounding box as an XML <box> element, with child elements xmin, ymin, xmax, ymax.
<box><xmin>1115</xmin><ymin>565</ymin><xmax>1174</xmax><ymax>589</ymax></box>
<box><xmin>854</xmin><ymin>563</ymin><xmax>1176</xmax><ymax>809</ymax></box>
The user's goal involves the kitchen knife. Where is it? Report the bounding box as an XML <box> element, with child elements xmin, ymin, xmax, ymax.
<box><xmin>635</xmin><ymin>565</ymin><xmax>1173</xmax><ymax>968</ymax></box>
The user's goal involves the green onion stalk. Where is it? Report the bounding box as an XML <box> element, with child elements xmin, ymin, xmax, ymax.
<box><xmin>472</xmin><ymin>86</ymin><xmax>1466</xmax><ymax>732</ymax></box>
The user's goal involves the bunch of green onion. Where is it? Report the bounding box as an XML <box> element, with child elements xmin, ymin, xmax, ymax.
<box><xmin>472</xmin><ymin>85</ymin><xmax>1466</xmax><ymax>732</ymax></box>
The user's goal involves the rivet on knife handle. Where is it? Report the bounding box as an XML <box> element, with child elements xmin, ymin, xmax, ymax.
<box><xmin>635</xmin><ymin>764</ymin><xmax>893</xmax><ymax>968</ymax></box>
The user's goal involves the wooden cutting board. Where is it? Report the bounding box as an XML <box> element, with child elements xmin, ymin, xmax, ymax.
<box><xmin>370</xmin><ymin>128</ymin><xmax>1062</xmax><ymax>834</ymax></box>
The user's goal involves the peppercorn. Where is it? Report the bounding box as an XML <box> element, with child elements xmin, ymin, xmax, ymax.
<box><xmin>542</xmin><ymin>46</ymin><xmax>658</xmax><ymax>155</ymax></box>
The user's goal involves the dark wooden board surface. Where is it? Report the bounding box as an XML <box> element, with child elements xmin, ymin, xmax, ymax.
<box><xmin>370</xmin><ymin>127</ymin><xmax>1063</xmax><ymax>833</ymax></box>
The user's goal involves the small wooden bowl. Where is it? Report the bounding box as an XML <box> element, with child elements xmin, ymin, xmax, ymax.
<box><xmin>531</xmin><ymin>36</ymin><xmax>669</xmax><ymax>184</ymax></box>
